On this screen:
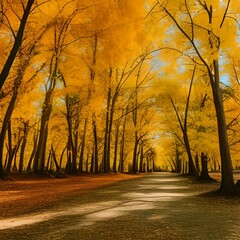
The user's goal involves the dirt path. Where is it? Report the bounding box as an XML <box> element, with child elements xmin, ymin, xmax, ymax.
<box><xmin>1</xmin><ymin>173</ymin><xmax>240</xmax><ymax>240</ymax></box>
<box><xmin>0</xmin><ymin>173</ymin><xmax>141</xmax><ymax>218</ymax></box>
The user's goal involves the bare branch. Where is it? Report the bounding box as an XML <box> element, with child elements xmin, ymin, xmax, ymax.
<box><xmin>220</xmin><ymin>0</ymin><xmax>231</xmax><ymax>28</ymax></box>
<box><xmin>184</xmin><ymin>65</ymin><xmax>196</xmax><ymax>129</ymax></box>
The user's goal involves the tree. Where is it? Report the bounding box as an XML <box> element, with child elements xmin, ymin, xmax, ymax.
<box><xmin>0</xmin><ymin>0</ymin><xmax>35</xmax><ymax>91</ymax></box>
<box><xmin>169</xmin><ymin>66</ymin><xmax>198</xmax><ymax>177</ymax></box>
<box><xmin>150</xmin><ymin>0</ymin><xmax>237</xmax><ymax>195</ymax></box>
<box><xmin>0</xmin><ymin>5</ymin><xmax>49</xmax><ymax>178</ymax></box>
<box><xmin>0</xmin><ymin>0</ymin><xmax>36</xmax><ymax>178</ymax></box>
<box><xmin>33</xmin><ymin>2</ymin><xmax>81</xmax><ymax>174</ymax></box>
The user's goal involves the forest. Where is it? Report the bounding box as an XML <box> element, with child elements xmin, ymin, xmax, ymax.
<box><xmin>0</xmin><ymin>0</ymin><xmax>240</xmax><ymax>196</ymax></box>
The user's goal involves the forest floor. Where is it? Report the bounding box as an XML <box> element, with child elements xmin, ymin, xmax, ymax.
<box><xmin>0</xmin><ymin>172</ymin><xmax>142</xmax><ymax>218</ymax></box>
<box><xmin>1</xmin><ymin>172</ymin><xmax>240</xmax><ymax>239</ymax></box>
<box><xmin>1</xmin><ymin>171</ymin><xmax>240</xmax><ymax>219</ymax></box>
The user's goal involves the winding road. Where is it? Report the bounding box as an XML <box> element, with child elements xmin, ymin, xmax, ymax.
<box><xmin>0</xmin><ymin>173</ymin><xmax>240</xmax><ymax>240</ymax></box>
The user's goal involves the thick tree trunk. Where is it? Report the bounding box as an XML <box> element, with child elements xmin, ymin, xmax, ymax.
<box><xmin>33</xmin><ymin>89</ymin><xmax>53</xmax><ymax>174</ymax></box>
<box><xmin>65</xmin><ymin>94</ymin><xmax>78</xmax><ymax>174</ymax></box>
<box><xmin>65</xmin><ymin>148</ymin><xmax>72</xmax><ymax>174</ymax></box>
<box><xmin>199</xmin><ymin>152</ymin><xmax>212</xmax><ymax>180</ymax></box>
<box><xmin>183</xmin><ymin>131</ymin><xmax>198</xmax><ymax>177</ymax></box>
<box><xmin>210</xmin><ymin>60</ymin><xmax>235</xmax><ymax>194</ymax></box>
<box><xmin>195</xmin><ymin>153</ymin><xmax>200</xmax><ymax>176</ymax></box>
<box><xmin>90</xmin><ymin>153</ymin><xmax>94</xmax><ymax>173</ymax></box>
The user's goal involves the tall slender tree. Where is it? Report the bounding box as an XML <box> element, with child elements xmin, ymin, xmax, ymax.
<box><xmin>150</xmin><ymin>0</ymin><xmax>236</xmax><ymax>194</ymax></box>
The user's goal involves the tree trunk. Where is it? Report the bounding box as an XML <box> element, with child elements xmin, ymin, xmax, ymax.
<box><xmin>210</xmin><ymin>60</ymin><xmax>235</xmax><ymax>194</ymax></box>
<box><xmin>170</xmin><ymin>67</ymin><xmax>198</xmax><ymax>177</ymax></box>
<box><xmin>147</xmin><ymin>155</ymin><xmax>150</xmax><ymax>172</ymax></box>
<box><xmin>93</xmin><ymin>119</ymin><xmax>98</xmax><ymax>173</ymax></box>
<box><xmin>19</xmin><ymin>122</ymin><xmax>29</xmax><ymax>174</ymax></box>
<box><xmin>27</xmin><ymin>133</ymin><xmax>38</xmax><ymax>172</ymax></box>
<box><xmin>0</xmin><ymin>0</ymin><xmax>35</xmax><ymax>90</ymax></box>
<box><xmin>139</xmin><ymin>145</ymin><xmax>144</xmax><ymax>173</ymax></box>
<box><xmin>113</xmin><ymin>122</ymin><xmax>119</xmax><ymax>172</ymax></box>
<box><xmin>79</xmin><ymin>118</ymin><xmax>87</xmax><ymax>173</ymax></box>
<box><xmin>33</xmin><ymin>77</ymin><xmax>55</xmax><ymax>174</ymax></box>
<box><xmin>59</xmin><ymin>144</ymin><xmax>67</xmax><ymax>170</ymax></box>
<box><xmin>195</xmin><ymin>153</ymin><xmax>200</xmax><ymax>176</ymax></box>
<box><xmin>5</xmin><ymin>121</ymin><xmax>13</xmax><ymax>174</ymax></box>
<box><xmin>6</xmin><ymin>139</ymin><xmax>22</xmax><ymax>174</ymax></box>
<box><xmin>103</xmin><ymin>87</ymin><xmax>111</xmax><ymax>173</ymax></box>
<box><xmin>90</xmin><ymin>153</ymin><xmax>94</xmax><ymax>173</ymax></box>
<box><xmin>119</xmin><ymin>111</ymin><xmax>127</xmax><ymax>173</ymax></box>
<box><xmin>33</xmin><ymin>106</ymin><xmax>51</xmax><ymax>174</ymax></box>
<box><xmin>51</xmin><ymin>146</ymin><xmax>60</xmax><ymax>172</ymax></box>
<box><xmin>183</xmin><ymin>131</ymin><xmax>197</xmax><ymax>176</ymax></box>
<box><xmin>132</xmin><ymin>134</ymin><xmax>138</xmax><ymax>173</ymax></box>
<box><xmin>65</xmin><ymin>148</ymin><xmax>71</xmax><ymax>174</ymax></box>
<box><xmin>199</xmin><ymin>152</ymin><xmax>212</xmax><ymax>180</ymax></box>
<box><xmin>73</xmin><ymin>131</ymin><xmax>78</xmax><ymax>173</ymax></box>
<box><xmin>86</xmin><ymin>155</ymin><xmax>89</xmax><ymax>173</ymax></box>
<box><xmin>46</xmin><ymin>149</ymin><xmax>52</xmax><ymax>172</ymax></box>
<box><xmin>19</xmin><ymin>136</ymin><xmax>27</xmax><ymax>174</ymax></box>
<box><xmin>0</xmin><ymin>90</ymin><xmax>18</xmax><ymax>178</ymax></box>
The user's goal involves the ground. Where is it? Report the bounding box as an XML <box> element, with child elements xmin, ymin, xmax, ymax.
<box><xmin>1</xmin><ymin>172</ymin><xmax>240</xmax><ymax>239</ymax></box>
<box><xmin>0</xmin><ymin>171</ymin><xmax>239</xmax><ymax>219</ymax></box>
<box><xmin>0</xmin><ymin>173</ymin><xmax>142</xmax><ymax>218</ymax></box>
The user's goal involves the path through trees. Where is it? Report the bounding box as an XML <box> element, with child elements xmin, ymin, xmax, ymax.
<box><xmin>0</xmin><ymin>173</ymin><xmax>240</xmax><ymax>240</ymax></box>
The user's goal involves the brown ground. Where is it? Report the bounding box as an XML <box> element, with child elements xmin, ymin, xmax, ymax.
<box><xmin>0</xmin><ymin>173</ymin><xmax>142</xmax><ymax>219</ymax></box>
<box><xmin>1</xmin><ymin>171</ymin><xmax>239</xmax><ymax>220</ymax></box>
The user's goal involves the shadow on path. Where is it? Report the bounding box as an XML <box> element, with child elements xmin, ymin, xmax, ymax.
<box><xmin>0</xmin><ymin>172</ymin><xmax>240</xmax><ymax>240</ymax></box>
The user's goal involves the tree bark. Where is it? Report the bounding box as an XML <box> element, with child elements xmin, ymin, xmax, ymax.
<box><xmin>139</xmin><ymin>145</ymin><xmax>144</xmax><ymax>173</ymax></box>
<box><xmin>102</xmin><ymin>86</ymin><xmax>111</xmax><ymax>173</ymax></box>
<box><xmin>119</xmin><ymin>110</ymin><xmax>127</xmax><ymax>173</ymax></box>
<box><xmin>33</xmin><ymin>89</ymin><xmax>53</xmax><ymax>174</ymax></box>
<box><xmin>199</xmin><ymin>152</ymin><xmax>212</xmax><ymax>180</ymax></box>
<box><xmin>93</xmin><ymin>119</ymin><xmax>98</xmax><ymax>173</ymax></box>
<box><xmin>169</xmin><ymin>67</ymin><xmax>198</xmax><ymax>177</ymax></box>
<box><xmin>27</xmin><ymin>133</ymin><xmax>38</xmax><ymax>172</ymax></box>
<box><xmin>79</xmin><ymin>118</ymin><xmax>87</xmax><ymax>173</ymax></box>
<box><xmin>0</xmin><ymin>87</ymin><xmax>18</xmax><ymax>178</ymax></box>
<box><xmin>209</xmin><ymin>60</ymin><xmax>235</xmax><ymax>194</ymax></box>
<box><xmin>113</xmin><ymin>122</ymin><xmax>119</xmax><ymax>172</ymax></box>
<box><xmin>19</xmin><ymin>122</ymin><xmax>29</xmax><ymax>174</ymax></box>
<box><xmin>51</xmin><ymin>146</ymin><xmax>60</xmax><ymax>172</ymax></box>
